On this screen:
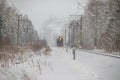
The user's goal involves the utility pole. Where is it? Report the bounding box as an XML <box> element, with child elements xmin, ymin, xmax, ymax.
<box><xmin>31</xmin><ymin>30</ymin><xmax>34</xmax><ymax>45</ymax></box>
<box><xmin>26</xmin><ymin>26</ymin><xmax>29</xmax><ymax>46</ymax></box>
<box><xmin>65</xmin><ymin>29</ymin><xmax>68</xmax><ymax>52</ymax></box>
<box><xmin>72</xmin><ymin>27</ymin><xmax>75</xmax><ymax>47</ymax></box>
<box><xmin>0</xmin><ymin>26</ymin><xmax>5</xmax><ymax>45</ymax></box>
<box><xmin>94</xmin><ymin>0</ymin><xmax>98</xmax><ymax>48</ymax></box>
<box><xmin>69</xmin><ymin>15</ymin><xmax>82</xmax><ymax>48</ymax></box>
<box><xmin>80</xmin><ymin>15</ymin><xmax>82</xmax><ymax>47</ymax></box>
<box><xmin>17</xmin><ymin>14</ymin><xmax>21</xmax><ymax>46</ymax></box>
<box><xmin>77</xmin><ymin>1</ymin><xmax>98</xmax><ymax>48</ymax></box>
<box><xmin>68</xmin><ymin>26</ymin><xmax>71</xmax><ymax>47</ymax></box>
<box><xmin>65</xmin><ymin>29</ymin><xmax>67</xmax><ymax>46</ymax></box>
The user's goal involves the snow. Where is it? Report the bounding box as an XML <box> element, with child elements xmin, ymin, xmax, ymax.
<box><xmin>75</xmin><ymin>49</ymin><xmax>120</xmax><ymax>80</ymax></box>
<box><xmin>0</xmin><ymin>47</ymin><xmax>120</xmax><ymax>80</ymax></box>
<box><xmin>39</xmin><ymin>48</ymin><xmax>99</xmax><ymax>80</ymax></box>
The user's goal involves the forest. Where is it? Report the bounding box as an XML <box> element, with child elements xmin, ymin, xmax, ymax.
<box><xmin>68</xmin><ymin>0</ymin><xmax>120</xmax><ymax>52</ymax></box>
<box><xmin>0</xmin><ymin>0</ymin><xmax>49</xmax><ymax>66</ymax></box>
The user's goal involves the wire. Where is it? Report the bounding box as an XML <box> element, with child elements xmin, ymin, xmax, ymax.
<box><xmin>77</xmin><ymin>1</ymin><xmax>95</xmax><ymax>16</ymax></box>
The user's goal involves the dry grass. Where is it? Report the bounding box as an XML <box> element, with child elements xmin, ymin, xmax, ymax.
<box><xmin>42</xmin><ymin>47</ymin><xmax>51</xmax><ymax>55</ymax></box>
<box><xmin>0</xmin><ymin>45</ymin><xmax>31</xmax><ymax>68</ymax></box>
<box><xmin>31</xmin><ymin>43</ymin><xmax>43</xmax><ymax>52</ymax></box>
<box><xmin>22</xmin><ymin>73</ymin><xmax>31</xmax><ymax>80</ymax></box>
<box><xmin>0</xmin><ymin>39</ymin><xmax>51</xmax><ymax>68</ymax></box>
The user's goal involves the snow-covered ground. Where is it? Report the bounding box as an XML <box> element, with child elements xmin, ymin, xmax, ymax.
<box><xmin>0</xmin><ymin>47</ymin><xmax>120</xmax><ymax>80</ymax></box>
<box><xmin>75</xmin><ymin>48</ymin><xmax>120</xmax><ymax>80</ymax></box>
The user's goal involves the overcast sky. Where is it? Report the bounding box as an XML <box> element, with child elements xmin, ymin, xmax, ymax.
<box><xmin>10</xmin><ymin>0</ymin><xmax>88</xmax><ymax>31</ymax></box>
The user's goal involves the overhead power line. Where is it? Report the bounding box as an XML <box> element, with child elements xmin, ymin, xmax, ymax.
<box><xmin>77</xmin><ymin>1</ymin><xmax>95</xmax><ymax>16</ymax></box>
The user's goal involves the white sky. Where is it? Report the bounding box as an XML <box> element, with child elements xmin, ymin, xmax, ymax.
<box><xmin>10</xmin><ymin>0</ymin><xmax>87</xmax><ymax>30</ymax></box>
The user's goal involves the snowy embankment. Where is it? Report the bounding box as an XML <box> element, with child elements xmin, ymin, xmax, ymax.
<box><xmin>0</xmin><ymin>47</ymin><xmax>50</xmax><ymax>80</ymax></box>
<box><xmin>0</xmin><ymin>47</ymin><xmax>100</xmax><ymax>80</ymax></box>
<box><xmin>0</xmin><ymin>47</ymin><xmax>120</xmax><ymax>80</ymax></box>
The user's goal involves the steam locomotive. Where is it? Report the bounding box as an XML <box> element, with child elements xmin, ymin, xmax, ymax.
<box><xmin>57</xmin><ymin>37</ymin><xmax>63</xmax><ymax>47</ymax></box>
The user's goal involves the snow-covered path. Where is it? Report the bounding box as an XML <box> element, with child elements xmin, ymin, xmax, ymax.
<box><xmin>0</xmin><ymin>47</ymin><xmax>120</xmax><ymax>80</ymax></box>
<box><xmin>39</xmin><ymin>47</ymin><xmax>100</xmax><ymax>80</ymax></box>
<box><xmin>40</xmin><ymin>47</ymin><xmax>120</xmax><ymax>80</ymax></box>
